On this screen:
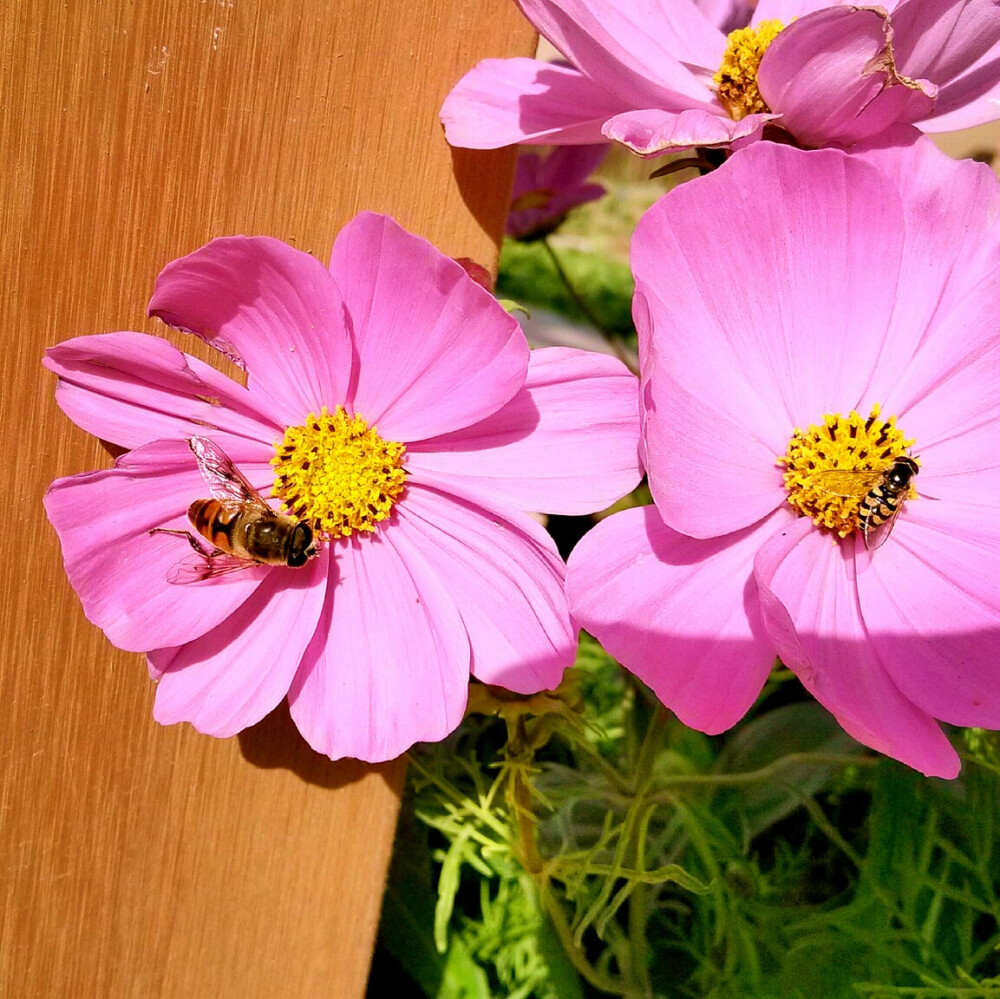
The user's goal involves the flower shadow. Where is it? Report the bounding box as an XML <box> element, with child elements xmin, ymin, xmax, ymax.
<box><xmin>448</xmin><ymin>144</ymin><xmax>523</xmax><ymax>246</ymax></box>
<box><xmin>237</xmin><ymin>698</ymin><xmax>405</xmax><ymax>791</ymax></box>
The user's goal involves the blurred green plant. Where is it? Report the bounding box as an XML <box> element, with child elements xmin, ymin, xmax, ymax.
<box><xmin>496</xmin><ymin>239</ymin><xmax>635</xmax><ymax>338</ymax></box>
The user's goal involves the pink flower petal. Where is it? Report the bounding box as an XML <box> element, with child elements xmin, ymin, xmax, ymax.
<box><xmin>43</xmin><ymin>438</ymin><xmax>273</xmax><ymax>653</ymax></box>
<box><xmin>602</xmin><ymin>107</ymin><xmax>774</xmax><ymax>155</ymax></box>
<box><xmin>918</xmin><ymin>83</ymin><xmax>1000</xmax><ymax>131</ymax></box>
<box><xmin>287</xmin><ymin>528</ymin><xmax>471</xmax><ymax>762</ymax></box>
<box><xmin>853</xmin><ymin>502</ymin><xmax>1000</xmax><ymax>728</ymax></box>
<box><xmin>754</xmin><ymin>517</ymin><xmax>960</xmax><ymax>778</ymax></box>
<box><xmin>752</xmin><ymin>0</ymin><xmax>847</xmax><ymax>23</ymax></box>
<box><xmin>150</xmin><ymin>554</ymin><xmax>329</xmax><ymax>737</ymax></box>
<box><xmin>406</xmin><ymin>347</ymin><xmax>642</xmax><ymax>516</ymax></box>
<box><xmin>514</xmin><ymin>0</ymin><xmax>724</xmax><ymax>107</ymax></box>
<box><xmin>514</xmin><ymin>143</ymin><xmax>609</xmax><ymax>197</ymax></box>
<box><xmin>148</xmin><ymin>236</ymin><xmax>354</xmax><ymax>428</ymax></box>
<box><xmin>892</xmin><ymin>0</ymin><xmax>1000</xmax><ymax>125</ymax></box>
<box><xmin>507</xmin><ymin>145</ymin><xmax>608</xmax><ymax>239</ymax></box>
<box><xmin>893</xmin><ymin>0</ymin><xmax>1000</xmax><ymax>81</ymax></box>
<box><xmin>698</xmin><ymin>0</ymin><xmax>755</xmax><ymax>33</ymax></box>
<box><xmin>844</xmin><ymin>140</ymin><xmax>1000</xmax><ymax>455</ymax></box>
<box><xmin>847</xmin><ymin>132</ymin><xmax>1000</xmax><ymax>420</ymax></box>
<box><xmin>835</xmin><ymin>78</ymin><xmax>939</xmax><ymax>145</ymax></box>
<box><xmin>507</xmin><ymin>181</ymin><xmax>606</xmax><ymax>239</ymax></box>
<box><xmin>632</xmin><ymin>143</ymin><xmax>906</xmax><ymax>537</ymax></box>
<box><xmin>43</xmin><ymin>332</ymin><xmax>281</xmax><ymax>450</ymax></box>
<box><xmin>891</xmin><ymin>336</ymin><xmax>1000</xmax><ymax>505</ymax></box>
<box><xmin>844</xmin><ymin>139</ymin><xmax>1000</xmax><ymax>511</ymax></box>
<box><xmin>901</xmin><ymin>334</ymin><xmax>1000</xmax><ymax>468</ymax></box>
<box><xmin>634</xmin><ymin>340</ymin><xmax>787</xmax><ymax>538</ymax></box>
<box><xmin>329</xmin><ymin>212</ymin><xmax>529</xmax><ymax>442</ymax></box>
<box><xmin>567</xmin><ymin>506</ymin><xmax>782</xmax><ymax>734</ymax></box>
<box><xmin>441</xmin><ymin>58</ymin><xmax>633</xmax><ymax>147</ymax></box>
<box><xmin>394</xmin><ymin>480</ymin><xmax>575</xmax><ymax>692</ymax></box>
<box><xmin>758</xmin><ymin>7</ymin><xmax>936</xmax><ymax>148</ymax></box>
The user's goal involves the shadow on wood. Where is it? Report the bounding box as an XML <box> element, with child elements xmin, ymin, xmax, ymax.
<box><xmin>239</xmin><ymin>701</ymin><xmax>405</xmax><ymax>793</ymax></box>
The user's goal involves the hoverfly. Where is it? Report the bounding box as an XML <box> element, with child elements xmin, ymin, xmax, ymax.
<box><xmin>813</xmin><ymin>455</ymin><xmax>919</xmax><ymax>550</ymax></box>
<box><xmin>149</xmin><ymin>436</ymin><xmax>319</xmax><ymax>583</ymax></box>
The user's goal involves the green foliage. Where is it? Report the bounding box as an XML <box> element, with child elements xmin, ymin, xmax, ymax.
<box><xmin>496</xmin><ymin>239</ymin><xmax>636</xmax><ymax>337</ymax></box>
<box><xmin>372</xmin><ymin>636</ymin><xmax>1000</xmax><ymax>998</ymax></box>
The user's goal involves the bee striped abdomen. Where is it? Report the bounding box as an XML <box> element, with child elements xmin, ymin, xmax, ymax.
<box><xmin>860</xmin><ymin>488</ymin><xmax>899</xmax><ymax>531</ymax></box>
<box><xmin>151</xmin><ymin>437</ymin><xmax>320</xmax><ymax>583</ymax></box>
<box><xmin>858</xmin><ymin>455</ymin><xmax>919</xmax><ymax>549</ymax></box>
<box><xmin>188</xmin><ymin>498</ymin><xmax>242</xmax><ymax>553</ymax></box>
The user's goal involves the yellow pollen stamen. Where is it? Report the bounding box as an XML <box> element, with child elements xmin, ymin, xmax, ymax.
<box><xmin>271</xmin><ymin>406</ymin><xmax>406</xmax><ymax>539</ymax></box>
<box><xmin>778</xmin><ymin>405</ymin><xmax>916</xmax><ymax>537</ymax></box>
<box><xmin>714</xmin><ymin>20</ymin><xmax>784</xmax><ymax>120</ymax></box>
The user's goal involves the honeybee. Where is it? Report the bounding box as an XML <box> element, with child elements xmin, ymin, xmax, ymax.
<box><xmin>149</xmin><ymin>436</ymin><xmax>319</xmax><ymax>583</ymax></box>
<box><xmin>814</xmin><ymin>455</ymin><xmax>919</xmax><ymax>550</ymax></box>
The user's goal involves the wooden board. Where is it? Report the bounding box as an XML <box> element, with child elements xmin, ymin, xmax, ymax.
<box><xmin>0</xmin><ymin>2</ymin><xmax>535</xmax><ymax>995</ymax></box>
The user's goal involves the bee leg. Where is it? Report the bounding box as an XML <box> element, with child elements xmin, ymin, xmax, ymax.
<box><xmin>148</xmin><ymin>527</ymin><xmax>219</xmax><ymax>558</ymax></box>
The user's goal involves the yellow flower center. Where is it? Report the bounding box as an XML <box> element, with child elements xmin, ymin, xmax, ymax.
<box><xmin>778</xmin><ymin>405</ymin><xmax>916</xmax><ymax>537</ymax></box>
<box><xmin>714</xmin><ymin>21</ymin><xmax>784</xmax><ymax>120</ymax></box>
<box><xmin>271</xmin><ymin>406</ymin><xmax>406</xmax><ymax>539</ymax></box>
<box><xmin>509</xmin><ymin>189</ymin><xmax>555</xmax><ymax>212</ymax></box>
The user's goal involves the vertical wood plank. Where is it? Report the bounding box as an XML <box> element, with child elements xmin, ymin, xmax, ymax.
<box><xmin>0</xmin><ymin>2</ymin><xmax>535</xmax><ymax>996</ymax></box>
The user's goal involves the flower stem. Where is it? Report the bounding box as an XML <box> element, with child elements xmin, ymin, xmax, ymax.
<box><xmin>541</xmin><ymin>236</ymin><xmax>637</xmax><ymax>373</ymax></box>
<box><xmin>538</xmin><ymin>879</ymin><xmax>627</xmax><ymax>995</ymax></box>
<box><xmin>621</xmin><ymin>703</ymin><xmax>668</xmax><ymax>998</ymax></box>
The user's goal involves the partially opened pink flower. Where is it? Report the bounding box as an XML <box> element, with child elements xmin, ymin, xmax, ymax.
<box><xmin>567</xmin><ymin>135</ymin><xmax>1000</xmax><ymax>778</ymax></box>
<box><xmin>507</xmin><ymin>144</ymin><xmax>607</xmax><ymax>240</ymax></box>
<box><xmin>44</xmin><ymin>212</ymin><xmax>642</xmax><ymax>762</ymax></box>
<box><xmin>442</xmin><ymin>0</ymin><xmax>1000</xmax><ymax>156</ymax></box>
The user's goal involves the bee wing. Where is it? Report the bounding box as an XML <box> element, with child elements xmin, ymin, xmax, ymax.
<box><xmin>863</xmin><ymin>485</ymin><xmax>918</xmax><ymax>552</ymax></box>
<box><xmin>811</xmin><ymin>468</ymin><xmax>882</xmax><ymax>499</ymax></box>
<box><xmin>166</xmin><ymin>550</ymin><xmax>267</xmax><ymax>585</ymax></box>
<box><xmin>188</xmin><ymin>436</ymin><xmax>269</xmax><ymax>509</ymax></box>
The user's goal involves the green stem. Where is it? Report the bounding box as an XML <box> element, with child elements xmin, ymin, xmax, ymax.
<box><xmin>798</xmin><ymin>794</ymin><xmax>953</xmax><ymax>981</ymax></box>
<box><xmin>538</xmin><ymin>879</ymin><xmax>627</xmax><ymax>995</ymax></box>
<box><xmin>506</xmin><ymin>720</ymin><xmax>546</xmax><ymax>875</ymax></box>
<box><xmin>505</xmin><ymin>722</ymin><xmax>627</xmax><ymax>995</ymax></box>
<box><xmin>541</xmin><ymin>237</ymin><xmax>637</xmax><ymax>373</ymax></box>
<box><xmin>643</xmin><ymin>751</ymin><xmax>874</xmax><ymax>800</ymax></box>
<box><xmin>631</xmin><ymin>703</ymin><xmax>668</xmax><ymax>791</ymax></box>
<box><xmin>621</xmin><ymin>704</ymin><xmax>668</xmax><ymax>998</ymax></box>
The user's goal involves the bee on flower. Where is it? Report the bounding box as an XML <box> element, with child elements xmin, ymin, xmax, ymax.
<box><xmin>44</xmin><ymin>212</ymin><xmax>643</xmax><ymax>762</ymax></box>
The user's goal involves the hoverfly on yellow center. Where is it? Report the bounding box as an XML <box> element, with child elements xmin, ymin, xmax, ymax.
<box><xmin>810</xmin><ymin>456</ymin><xmax>919</xmax><ymax>550</ymax></box>
<box><xmin>779</xmin><ymin>406</ymin><xmax>919</xmax><ymax>550</ymax></box>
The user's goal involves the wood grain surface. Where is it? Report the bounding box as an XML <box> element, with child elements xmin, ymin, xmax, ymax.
<box><xmin>0</xmin><ymin>2</ymin><xmax>535</xmax><ymax>996</ymax></box>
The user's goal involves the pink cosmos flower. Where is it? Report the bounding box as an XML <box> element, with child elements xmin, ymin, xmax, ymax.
<box><xmin>507</xmin><ymin>144</ymin><xmax>607</xmax><ymax>240</ymax></box>
<box><xmin>44</xmin><ymin>212</ymin><xmax>642</xmax><ymax>763</ymax></box>
<box><xmin>441</xmin><ymin>0</ymin><xmax>1000</xmax><ymax>156</ymax></box>
<box><xmin>566</xmin><ymin>134</ymin><xmax>1000</xmax><ymax>778</ymax></box>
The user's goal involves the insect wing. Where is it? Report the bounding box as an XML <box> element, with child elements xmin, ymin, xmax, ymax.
<box><xmin>811</xmin><ymin>468</ymin><xmax>882</xmax><ymax>499</ymax></box>
<box><xmin>863</xmin><ymin>505</ymin><xmax>902</xmax><ymax>551</ymax></box>
<box><xmin>166</xmin><ymin>550</ymin><xmax>267</xmax><ymax>585</ymax></box>
<box><xmin>188</xmin><ymin>436</ymin><xmax>269</xmax><ymax>509</ymax></box>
